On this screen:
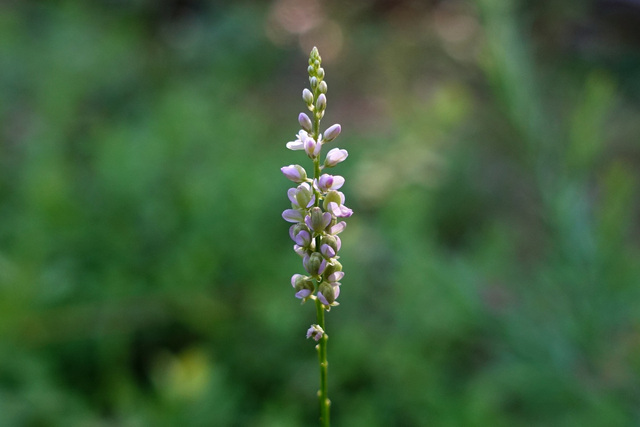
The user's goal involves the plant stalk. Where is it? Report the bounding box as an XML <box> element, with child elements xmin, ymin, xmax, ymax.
<box><xmin>315</xmin><ymin>297</ymin><xmax>330</xmax><ymax>427</ymax></box>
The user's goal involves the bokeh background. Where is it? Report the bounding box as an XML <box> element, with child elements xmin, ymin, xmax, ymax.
<box><xmin>1</xmin><ymin>0</ymin><xmax>640</xmax><ymax>425</ymax></box>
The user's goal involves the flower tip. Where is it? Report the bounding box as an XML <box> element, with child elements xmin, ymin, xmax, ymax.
<box><xmin>298</xmin><ymin>113</ymin><xmax>312</xmax><ymax>132</ymax></box>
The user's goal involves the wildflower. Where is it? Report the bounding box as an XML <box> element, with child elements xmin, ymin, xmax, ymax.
<box><xmin>306</xmin><ymin>324</ymin><xmax>324</xmax><ymax>341</ymax></box>
<box><xmin>281</xmin><ymin>47</ymin><xmax>351</xmax><ymax>313</ymax></box>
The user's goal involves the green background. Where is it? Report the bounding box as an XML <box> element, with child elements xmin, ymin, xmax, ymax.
<box><xmin>1</xmin><ymin>0</ymin><xmax>640</xmax><ymax>425</ymax></box>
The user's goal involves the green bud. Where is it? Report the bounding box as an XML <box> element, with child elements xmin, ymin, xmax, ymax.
<box><xmin>317</xmin><ymin>68</ymin><xmax>325</xmax><ymax>79</ymax></box>
<box><xmin>310</xmin><ymin>76</ymin><xmax>318</xmax><ymax>89</ymax></box>
<box><xmin>319</xmin><ymin>81</ymin><xmax>327</xmax><ymax>94</ymax></box>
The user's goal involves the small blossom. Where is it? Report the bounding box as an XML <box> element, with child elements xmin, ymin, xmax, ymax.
<box><xmin>293</xmin><ymin>229</ymin><xmax>312</xmax><ymax>247</ymax></box>
<box><xmin>323</xmin><ymin>124</ymin><xmax>341</xmax><ymax>142</ymax></box>
<box><xmin>324</xmin><ymin>148</ymin><xmax>348</xmax><ymax>167</ymax></box>
<box><xmin>298</xmin><ymin>113</ymin><xmax>313</xmax><ymax>132</ymax></box>
<box><xmin>316</xmin><ymin>174</ymin><xmax>345</xmax><ymax>192</ymax></box>
<box><xmin>323</xmin><ymin>190</ymin><xmax>353</xmax><ymax>218</ymax></box>
<box><xmin>292</xmin><ymin>274</ymin><xmax>315</xmax><ymax>299</ymax></box>
<box><xmin>320</xmin><ymin>235</ymin><xmax>341</xmax><ymax>258</ymax></box>
<box><xmin>281</xmin><ymin>164</ymin><xmax>307</xmax><ymax>183</ymax></box>
<box><xmin>328</xmin><ymin>202</ymin><xmax>353</xmax><ymax>218</ymax></box>
<box><xmin>304</xmin><ymin>136</ymin><xmax>322</xmax><ymax>158</ymax></box>
<box><xmin>286</xmin><ymin>130</ymin><xmax>310</xmax><ymax>151</ymax></box>
<box><xmin>320</xmin><ymin>244</ymin><xmax>335</xmax><ymax>259</ymax></box>
<box><xmin>303</xmin><ymin>252</ymin><xmax>327</xmax><ymax>276</ymax></box>
<box><xmin>323</xmin><ymin>260</ymin><xmax>343</xmax><ymax>281</ymax></box>
<box><xmin>288</xmin><ymin>183</ymin><xmax>315</xmax><ymax>209</ymax></box>
<box><xmin>306</xmin><ymin>324</ymin><xmax>324</xmax><ymax>341</ymax></box>
<box><xmin>317</xmin><ymin>281</ymin><xmax>339</xmax><ymax>306</ymax></box>
<box><xmin>305</xmin><ymin>207</ymin><xmax>332</xmax><ymax>234</ymax></box>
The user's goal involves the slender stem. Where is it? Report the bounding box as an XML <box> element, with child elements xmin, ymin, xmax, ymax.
<box><xmin>315</xmin><ymin>297</ymin><xmax>330</xmax><ymax>427</ymax></box>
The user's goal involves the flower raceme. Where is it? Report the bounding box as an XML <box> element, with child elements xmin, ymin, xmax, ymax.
<box><xmin>280</xmin><ymin>47</ymin><xmax>351</xmax><ymax>316</ymax></box>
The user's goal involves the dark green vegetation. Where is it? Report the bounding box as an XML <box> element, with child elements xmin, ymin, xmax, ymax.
<box><xmin>1</xmin><ymin>1</ymin><xmax>640</xmax><ymax>425</ymax></box>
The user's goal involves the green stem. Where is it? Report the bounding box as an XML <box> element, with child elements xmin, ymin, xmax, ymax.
<box><xmin>315</xmin><ymin>297</ymin><xmax>330</xmax><ymax>427</ymax></box>
<box><xmin>311</xmin><ymin>80</ymin><xmax>329</xmax><ymax>426</ymax></box>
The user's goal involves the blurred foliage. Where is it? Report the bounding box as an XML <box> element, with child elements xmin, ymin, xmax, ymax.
<box><xmin>1</xmin><ymin>0</ymin><xmax>640</xmax><ymax>426</ymax></box>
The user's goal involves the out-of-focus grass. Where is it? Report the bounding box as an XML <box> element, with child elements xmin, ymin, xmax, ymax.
<box><xmin>1</xmin><ymin>0</ymin><xmax>640</xmax><ymax>426</ymax></box>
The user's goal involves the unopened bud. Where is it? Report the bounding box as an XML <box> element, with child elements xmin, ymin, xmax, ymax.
<box><xmin>302</xmin><ymin>88</ymin><xmax>314</xmax><ymax>105</ymax></box>
<box><xmin>324</xmin><ymin>148</ymin><xmax>348</xmax><ymax>167</ymax></box>
<box><xmin>316</xmin><ymin>93</ymin><xmax>326</xmax><ymax>111</ymax></box>
<box><xmin>281</xmin><ymin>164</ymin><xmax>307</xmax><ymax>183</ymax></box>
<box><xmin>323</xmin><ymin>124</ymin><xmax>341</xmax><ymax>142</ymax></box>
<box><xmin>318</xmin><ymin>81</ymin><xmax>327</xmax><ymax>94</ymax></box>
<box><xmin>298</xmin><ymin>113</ymin><xmax>312</xmax><ymax>132</ymax></box>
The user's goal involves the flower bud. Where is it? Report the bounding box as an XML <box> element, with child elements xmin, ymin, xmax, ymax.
<box><xmin>324</xmin><ymin>148</ymin><xmax>348</xmax><ymax>167</ymax></box>
<box><xmin>316</xmin><ymin>93</ymin><xmax>326</xmax><ymax>111</ymax></box>
<box><xmin>303</xmin><ymin>252</ymin><xmax>327</xmax><ymax>276</ymax></box>
<box><xmin>292</xmin><ymin>274</ymin><xmax>315</xmax><ymax>299</ymax></box>
<box><xmin>305</xmin><ymin>207</ymin><xmax>332</xmax><ymax>234</ymax></box>
<box><xmin>281</xmin><ymin>164</ymin><xmax>307</xmax><ymax>183</ymax></box>
<box><xmin>302</xmin><ymin>88</ymin><xmax>314</xmax><ymax>105</ymax></box>
<box><xmin>317</xmin><ymin>68</ymin><xmax>325</xmax><ymax>79</ymax></box>
<box><xmin>319</xmin><ymin>80</ymin><xmax>327</xmax><ymax>94</ymax></box>
<box><xmin>298</xmin><ymin>113</ymin><xmax>312</xmax><ymax>132</ymax></box>
<box><xmin>307</xmin><ymin>65</ymin><xmax>314</xmax><ymax>74</ymax></box>
<box><xmin>323</xmin><ymin>124</ymin><xmax>341</xmax><ymax>142</ymax></box>
<box><xmin>310</xmin><ymin>76</ymin><xmax>318</xmax><ymax>89</ymax></box>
